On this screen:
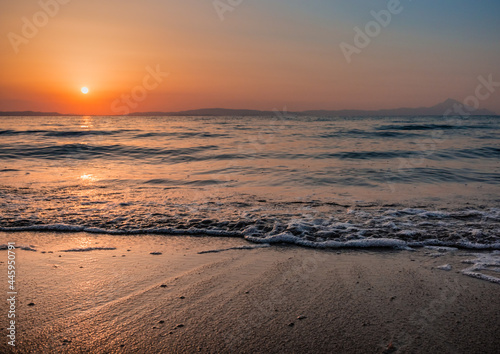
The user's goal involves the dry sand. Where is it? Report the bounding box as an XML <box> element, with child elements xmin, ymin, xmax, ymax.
<box><xmin>0</xmin><ymin>231</ymin><xmax>499</xmax><ymax>353</ymax></box>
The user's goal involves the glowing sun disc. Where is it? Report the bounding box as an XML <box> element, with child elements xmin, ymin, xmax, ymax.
<box><xmin>81</xmin><ymin>87</ymin><xmax>89</xmax><ymax>94</ymax></box>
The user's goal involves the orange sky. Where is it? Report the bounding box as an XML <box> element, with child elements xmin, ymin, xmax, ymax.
<box><xmin>1</xmin><ymin>0</ymin><xmax>499</xmax><ymax>115</ymax></box>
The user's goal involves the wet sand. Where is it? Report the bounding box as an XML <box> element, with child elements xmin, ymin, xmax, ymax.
<box><xmin>0</xmin><ymin>232</ymin><xmax>499</xmax><ymax>353</ymax></box>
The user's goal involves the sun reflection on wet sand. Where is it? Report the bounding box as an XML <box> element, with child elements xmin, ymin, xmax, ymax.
<box><xmin>75</xmin><ymin>236</ymin><xmax>94</xmax><ymax>249</ymax></box>
<box><xmin>79</xmin><ymin>174</ymin><xmax>97</xmax><ymax>182</ymax></box>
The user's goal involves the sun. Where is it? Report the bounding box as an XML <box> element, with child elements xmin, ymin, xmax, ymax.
<box><xmin>81</xmin><ymin>87</ymin><xmax>89</xmax><ymax>94</ymax></box>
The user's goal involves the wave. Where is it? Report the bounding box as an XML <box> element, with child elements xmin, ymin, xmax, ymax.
<box><xmin>1</xmin><ymin>141</ymin><xmax>498</xmax><ymax>164</ymax></box>
<box><xmin>0</xmin><ymin>143</ymin><xmax>219</xmax><ymax>160</ymax></box>
<box><xmin>144</xmin><ymin>178</ymin><xmax>228</xmax><ymax>186</ymax></box>
<box><xmin>134</xmin><ymin>132</ymin><xmax>228</xmax><ymax>139</ymax></box>
<box><xmin>375</xmin><ymin>124</ymin><xmax>495</xmax><ymax>131</ymax></box>
<box><xmin>0</xmin><ymin>129</ymin><xmax>138</xmax><ymax>137</ymax></box>
<box><xmin>321</xmin><ymin>147</ymin><xmax>500</xmax><ymax>160</ymax></box>
<box><xmin>320</xmin><ymin>130</ymin><xmax>424</xmax><ymax>139</ymax></box>
<box><xmin>1</xmin><ymin>208</ymin><xmax>499</xmax><ymax>250</ymax></box>
<box><xmin>380</xmin><ymin>168</ymin><xmax>500</xmax><ymax>183</ymax></box>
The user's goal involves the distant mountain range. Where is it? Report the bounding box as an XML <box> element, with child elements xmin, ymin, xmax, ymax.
<box><xmin>0</xmin><ymin>99</ymin><xmax>496</xmax><ymax>117</ymax></box>
<box><xmin>131</xmin><ymin>99</ymin><xmax>496</xmax><ymax>117</ymax></box>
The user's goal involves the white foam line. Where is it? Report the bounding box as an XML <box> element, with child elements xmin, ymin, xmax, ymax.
<box><xmin>461</xmin><ymin>270</ymin><xmax>500</xmax><ymax>285</ymax></box>
<box><xmin>245</xmin><ymin>233</ymin><xmax>412</xmax><ymax>250</ymax></box>
<box><xmin>1</xmin><ymin>225</ymin><xmax>499</xmax><ymax>250</ymax></box>
<box><xmin>424</xmin><ymin>246</ymin><xmax>458</xmax><ymax>252</ymax></box>
<box><xmin>410</xmin><ymin>240</ymin><xmax>500</xmax><ymax>250</ymax></box>
<box><xmin>460</xmin><ymin>253</ymin><xmax>500</xmax><ymax>285</ymax></box>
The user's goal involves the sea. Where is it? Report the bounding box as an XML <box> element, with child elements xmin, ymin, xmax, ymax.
<box><xmin>0</xmin><ymin>114</ymin><xmax>499</xmax><ymax>250</ymax></box>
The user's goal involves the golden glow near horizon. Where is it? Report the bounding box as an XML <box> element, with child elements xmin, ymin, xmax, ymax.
<box><xmin>81</xmin><ymin>87</ymin><xmax>89</xmax><ymax>94</ymax></box>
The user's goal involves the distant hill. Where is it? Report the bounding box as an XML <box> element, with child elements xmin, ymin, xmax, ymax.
<box><xmin>0</xmin><ymin>111</ymin><xmax>66</xmax><ymax>116</ymax></box>
<box><xmin>131</xmin><ymin>99</ymin><xmax>497</xmax><ymax>117</ymax></box>
<box><xmin>132</xmin><ymin>108</ymin><xmax>275</xmax><ymax>117</ymax></box>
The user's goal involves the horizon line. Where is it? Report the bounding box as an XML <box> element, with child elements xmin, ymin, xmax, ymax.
<box><xmin>0</xmin><ymin>98</ymin><xmax>498</xmax><ymax>117</ymax></box>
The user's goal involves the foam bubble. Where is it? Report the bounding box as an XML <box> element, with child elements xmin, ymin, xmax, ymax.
<box><xmin>437</xmin><ymin>264</ymin><xmax>452</xmax><ymax>271</ymax></box>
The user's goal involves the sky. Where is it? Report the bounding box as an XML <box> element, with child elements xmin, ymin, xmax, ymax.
<box><xmin>0</xmin><ymin>0</ymin><xmax>499</xmax><ymax>115</ymax></box>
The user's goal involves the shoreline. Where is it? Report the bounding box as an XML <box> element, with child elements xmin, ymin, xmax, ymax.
<box><xmin>0</xmin><ymin>231</ymin><xmax>499</xmax><ymax>353</ymax></box>
<box><xmin>1</xmin><ymin>227</ymin><xmax>499</xmax><ymax>252</ymax></box>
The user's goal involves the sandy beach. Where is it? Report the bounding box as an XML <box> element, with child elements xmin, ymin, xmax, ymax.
<box><xmin>0</xmin><ymin>231</ymin><xmax>498</xmax><ymax>353</ymax></box>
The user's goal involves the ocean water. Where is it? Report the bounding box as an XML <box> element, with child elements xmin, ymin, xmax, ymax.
<box><xmin>0</xmin><ymin>114</ymin><xmax>499</xmax><ymax>249</ymax></box>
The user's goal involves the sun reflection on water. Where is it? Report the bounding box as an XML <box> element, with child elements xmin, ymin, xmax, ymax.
<box><xmin>80</xmin><ymin>115</ymin><xmax>94</xmax><ymax>129</ymax></box>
